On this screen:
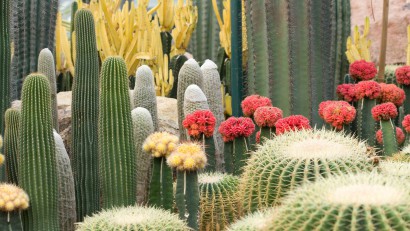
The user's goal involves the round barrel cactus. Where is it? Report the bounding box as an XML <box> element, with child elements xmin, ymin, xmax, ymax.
<box><xmin>379</xmin><ymin>161</ymin><xmax>410</xmax><ymax>179</ymax></box>
<box><xmin>227</xmin><ymin>208</ymin><xmax>276</xmax><ymax>231</ymax></box>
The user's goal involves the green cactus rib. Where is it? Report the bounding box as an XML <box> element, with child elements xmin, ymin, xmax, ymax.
<box><xmin>148</xmin><ymin>157</ymin><xmax>173</xmax><ymax>211</ymax></box>
<box><xmin>169</xmin><ymin>55</ymin><xmax>188</xmax><ymax>99</ymax></box>
<box><xmin>0</xmin><ymin>211</ymin><xmax>23</xmax><ymax>231</ymax></box>
<box><xmin>243</xmin><ymin>1</ymin><xmax>255</xmax><ymax>96</ymax></box>
<box><xmin>131</xmin><ymin>107</ymin><xmax>154</xmax><ymax>205</ymax></box>
<box><xmin>19</xmin><ymin>74</ymin><xmax>59</xmax><ymax>230</ymax></box>
<box><xmin>265</xmin><ymin>0</ymin><xmax>291</xmax><ymax>116</ymax></box>
<box><xmin>204</xmin><ymin>137</ymin><xmax>216</xmax><ymax>172</ymax></box>
<box><xmin>0</xmin><ymin>0</ymin><xmax>10</xmax><ymax>137</ymax></box>
<box><xmin>71</xmin><ymin>9</ymin><xmax>100</xmax><ymax>221</ymax></box>
<box><xmin>4</xmin><ymin>109</ymin><xmax>20</xmax><ymax>185</ymax></box>
<box><xmin>233</xmin><ymin>137</ymin><xmax>248</xmax><ymax>176</ymax></box>
<box><xmin>260</xmin><ymin>127</ymin><xmax>271</xmax><ymax>144</ymax></box>
<box><xmin>70</xmin><ymin>1</ymin><xmax>78</xmax><ymax>61</ymax></box>
<box><xmin>38</xmin><ymin>48</ymin><xmax>59</xmax><ymax>132</ymax></box>
<box><xmin>99</xmin><ymin>56</ymin><xmax>136</xmax><ymax>209</ymax></box>
<box><xmin>357</xmin><ymin>98</ymin><xmax>377</xmax><ymax>146</ymax></box>
<box><xmin>403</xmin><ymin>86</ymin><xmax>410</xmax><ymax>115</ymax></box>
<box><xmin>224</xmin><ymin>141</ymin><xmax>233</xmax><ymax>174</ymax></box>
<box><xmin>380</xmin><ymin>120</ymin><xmax>398</xmax><ymax>157</ymax></box>
<box><xmin>176</xmin><ymin>170</ymin><xmax>200</xmax><ymax>230</ymax></box>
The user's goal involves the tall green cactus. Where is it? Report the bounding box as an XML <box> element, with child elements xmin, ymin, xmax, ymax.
<box><xmin>4</xmin><ymin>109</ymin><xmax>20</xmax><ymax>184</ymax></box>
<box><xmin>176</xmin><ymin>171</ymin><xmax>199</xmax><ymax>230</ymax></box>
<box><xmin>380</xmin><ymin>120</ymin><xmax>398</xmax><ymax>156</ymax></box>
<box><xmin>99</xmin><ymin>56</ymin><xmax>136</xmax><ymax>209</ymax></box>
<box><xmin>131</xmin><ymin>107</ymin><xmax>154</xmax><ymax>205</ymax></box>
<box><xmin>357</xmin><ymin>98</ymin><xmax>377</xmax><ymax>146</ymax></box>
<box><xmin>19</xmin><ymin>73</ymin><xmax>59</xmax><ymax>230</ymax></box>
<box><xmin>54</xmin><ymin>131</ymin><xmax>76</xmax><ymax>231</ymax></box>
<box><xmin>71</xmin><ymin>9</ymin><xmax>100</xmax><ymax>221</ymax></box>
<box><xmin>177</xmin><ymin>59</ymin><xmax>204</xmax><ymax>141</ymax></box>
<box><xmin>38</xmin><ymin>48</ymin><xmax>59</xmax><ymax>132</ymax></box>
<box><xmin>0</xmin><ymin>0</ymin><xmax>10</xmax><ymax>136</ymax></box>
<box><xmin>133</xmin><ymin>65</ymin><xmax>159</xmax><ymax>131</ymax></box>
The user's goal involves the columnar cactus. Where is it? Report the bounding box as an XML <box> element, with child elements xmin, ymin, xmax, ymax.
<box><xmin>239</xmin><ymin>129</ymin><xmax>372</xmax><ymax>214</ymax></box>
<box><xmin>0</xmin><ymin>0</ymin><xmax>10</xmax><ymax>136</ymax></box>
<box><xmin>227</xmin><ymin>208</ymin><xmax>277</xmax><ymax>231</ymax></box>
<box><xmin>71</xmin><ymin>9</ymin><xmax>100</xmax><ymax>221</ymax></box>
<box><xmin>198</xmin><ymin>173</ymin><xmax>240</xmax><ymax>231</ymax></box>
<box><xmin>76</xmin><ymin>206</ymin><xmax>189</xmax><ymax>230</ymax></box>
<box><xmin>4</xmin><ymin>109</ymin><xmax>20</xmax><ymax>184</ymax></box>
<box><xmin>38</xmin><ymin>48</ymin><xmax>59</xmax><ymax>132</ymax></box>
<box><xmin>183</xmin><ymin>84</ymin><xmax>209</xmax><ymax>115</ymax></box>
<box><xmin>99</xmin><ymin>56</ymin><xmax>136</xmax><ymax>208</ymax></box>
<box><xmin>54</xmin><ymin>131</ymin><xmax>76</xmax><ymax>231</ymax></box>
<box><xmin>177</xmin><ymin>59</ymin><xmax>204</xmax><ymax>141</ymax></box>
<box><xmin>133</xmin><ymin>65</ymin><xmax>159</xmax><ymax>131</ymax></box>
<box><xmin>19</xmin><ymin>74</ymin><xmax>59</xmax><ymax>230</ymax></box>
<box><xmin>169</xmin><ymin>55</ymin><xmax>188</xmax><ymax>98</ymax></box>
<box><xmin>372</xmin><ymin>102</ymin><xmax>399</xmax><ymax>156</ymax></box>
<box><xmin>266</xmin><ymin>173</ymin><xmax>410</xmax><ymax>230</ymax></box>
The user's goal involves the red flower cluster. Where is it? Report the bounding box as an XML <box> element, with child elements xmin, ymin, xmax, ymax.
<box><xmin>371</xmin><ymin>102</ymin><xmax>398</xmax><ymax>121</ymax></box>
<box><xmin>256</xmin><ymin>131</ymin><xmax>261</xmax><ymax>144</ymax></box>
<box><xmin>379</xmin><ymin>83</ymin><xmax>406</xmax><ymax>107</ymax></box>
<box><xmin>219</xmin><ymin>117</ymin><xmax>255</xmax><ymax>142</ymax></box>
<box><xmin>183</xmin><ymin>110</ymin><xmax>216</xmax><ymax>139</ymax></box>
<box><xmin>402</xmin><ymin>115</ymin><xmax>410</xmax><ymax>133</ymax></box>
<box><xmin>355</xmin><ymin>80</ymin><xmax>381</xmax><ymax>100</ymax></box>
<box><xmin>241</xmin><ymin>95</ymin><xmax>272</xmax><ymax>117</ymax></box>
<box><xmin>319</xmin><ymin>101</ymin><xmax>334</xmax><ymax>119</ymax></box>
<box><xmin>376</xmin><ymin>127</ymin><xmax>405</xmax><ymax>145</ymax></box>
<box><xmin>253</xmin><ymin>106</ymin><xmax>283</xmax><ymax>128</ymax></box>
<box><xmin>349</xmin><ymin>60</ymin><xmax>377</xmax><ymax>81</ymax></box>
<box><xmin>275</xmin><ymin>115</ymin><xmax>311</xmax><ymax>135</ymax></box>
<box><xmin>336</xmin><ymin>84</ymin><xmax>357</xmax><ymax>102</ymax></box>
<box><xmin>321</xmin><ymin>101</ymin><xmax>356</xmax><ymax>130</ymax></box>
<box><xmin>395</xmin><ymin>66</ymin><xmax>410</xmax><ymax>85</ymax></box>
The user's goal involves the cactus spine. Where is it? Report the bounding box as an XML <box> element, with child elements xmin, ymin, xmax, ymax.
<box><xmin>380</xmin><ymin>119</ymin><xmax>398</xmax><ymax>156</ymax></box>
<box><xmin>54</xmin><ymin>131</ymin><xmax>76</xmax><ymax>231</ymax></box>
<box><xmin>0</xmin><ymin>0</ymin><xmax>10</xmax><ymax>137</ymax></box>
<box><xmin>177</xmin><ymin>59</ymin><xmax>204</xmax><ymax>141</ymax></box>
<box><xmin>38</xmin><ymin>48</ymin><xmax>59</xmax><ymax>132</ymax></box>
<box><xmin>19</xmin><ymin>74</ymin><xmax>59</xmax><ymax>230</ymax></box>
<box><xmin>4</xmin><ymin>109</ymin><xmax>20</xmax><ymax>184</ymax></box>
<box><xmin>133</xmin><ymin>65</ymin><xmax>159</xmax><ymax>131</ymax></box>
<box><xmin>357</xmin><ymin>98</ymin><xmax>377</xmax><ymax>146</ymax></box>
<box><xmin>227</xmin><ymin>208</ymin><xmax>277</xmax><ymax>231</ymax></box>
<box><xmin>99</xmin><ymin>56</ymin><xmax>136</xmax><ymax>208</ymax></box>
<box><xmin>176</xmin><ymin>171</ymin><xmax>199</xmax><ymax>230</ymax></box>
<box><xmin>131</xmin><ymin>107</ymin><xmax>154</xmax><ymax>205</ymax></box>
<box><xmin>71</xmin><ymin>9</ymin><xmax>100</xmax><ymax>221</ymax></box>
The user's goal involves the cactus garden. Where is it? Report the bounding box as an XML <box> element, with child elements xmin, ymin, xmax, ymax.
<box><xmin>1</xmin><ymin>0</ymin><xmax>410</xmax><ymax>230</ymax></box>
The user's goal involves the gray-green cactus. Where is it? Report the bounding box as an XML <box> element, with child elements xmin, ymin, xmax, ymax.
<box><xmin>99</xmin><ymin>56</ymin><xmax>136</xmax><ymax>209</ymax></box>
<box><xmin>38</xmin><ymin>48</ymin><xmax>59</xmax><ymax>132</ymax></box>
<box><xmin>133</xmin><ymin>65</ymin><xmax>159</xmax><ymax>131</ymax></box>
<box><xmin>183</xmin><ymin>84</ymin><xmax>209</xmax><ymax>116</ymax></box>
<box><xmin>54</xmin><ymin>130</ymin><xmax>76</xmax><ymax>231</ymax></box>
<box><xmin>266</xmin><ymin>173</ymin><xmax>410</xmax><ymax>231</ymax></box>
<box><xmin>76</xmin><ymin>206</ymin><xmax>189</xmax><ymax>230</ymax></box>
<box><xmin>19</xmin><ymin>73</ymin><xmax>59</xmax><ymax>230</ymax></box>
<box><xmin>71</xmin><ymin>9</ymin><xmax>100</xmax><ymax>221</ymax></box>
<box><xmin>0</xmin><ymin>0</ymin><xmax>10</xmax><ymax>137</ymax></box>
<box><xmin>4</xmin><ymin>109</ymin><xmax>20</xmax><ymax>184</ymax></box>
<box><xmin>177</xmin><ymin>59</ymin><xmax>204</xmax><ymax>141</ymax></box>
<box><xmin>239</xmin><ymin>129</ymin><xmax>372</xmax><ymax>214</ymax></box>
<box><xmin>227</xmin><ymin>208</ymin><xmax>277</xmax><ymax>231</ymax></box>
<box><xmin>131</xmin><ymin>107</ymin><xmax>154</xmax><ymax>205</ymax></box>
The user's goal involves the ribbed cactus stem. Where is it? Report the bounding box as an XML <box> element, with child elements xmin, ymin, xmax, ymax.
<box><xmin>380</xmin><ymin>119</ymin><xmax>398</xmax><ymax>157</ymax></box>
<box><xmin>224</xmin><ymin>137</ymin><xmax>249</xmax><ymax>176</ymax></box>
<box><xmin>133</xmin><ymin>65</ymin><xmax>159</xmax><ymax>131</ymax></box>
<box><xmin>148</xmin><ymin>157</ymin><xmax>173</xmax><ymax>210</ymax></box>
<box><xmin>357</xmin><ymin>98</ymin><xmax>377</xmax><ymax>146</ymax></box>
<box><xmin>54</xmin><ymin>130</ymin><xmax>76</xmax><ymax>231</ymax></box>
<box><xmin>183</xmin><ymin>84</ymin><xmax>209</xmax><ymax>116</ymax></box>
<box><xmin>0</xmin><ymin>0</ymin><xmax>10</xmax><ymax>136</ymax></box>
<box><xmin>169</xmin><ymin>55</ymin><xmax>188</xmax><ymax>98</ymax></box>
<box><xmin>72</xmin><ymin>9</ymin><xmax>100</xmax><ymax>221</ymax></box>
<box><xmin>131</xmin><ymin>107</ymin><xmax>154</xmax><ymax>205</ymax></box>
<box><xmin>176</xmin><ymin>170</ymin><xmax>199</xmax><ymax>230</ymax></box>
<box><xmin>177</xmin><ymin>59</ymin><xmax>204</xmax><ymax>141</ymax></box>
<box><xmin>19</xmin><ymin>74</ymin><xmax>59</xmax><ymax>230</ymax></box>
<box><xmin>38</xmin><ymin>48</ymin><xmax>59</xmax><ymax>132</ymax></box>
<box><xmin>4</xmin><ymin>109</ymin><xmax>20</xmax><ymax>184</ymax></box>
<box><xmin>403</xmin><ymin>86</ymin><xmax>410</xmax><ymax>115</ymax></box>
<box><xmin>99</xmin><ymin>56</ymin><xmax>136</xmax><ymax>208</ymax></box>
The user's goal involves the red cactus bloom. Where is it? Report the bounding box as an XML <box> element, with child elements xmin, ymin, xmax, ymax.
<box><xmin>376</xmin><ymin>127</ymin><xmax>405</xmax><ymax>145</ymax></box>
<box><xmin>355</xmin><ymin>80</ymin><xmax>381</xmax><ymax>100</ymax></box>
<box><xmin>275</xmin><ymin>115</ymin><xmax>311</xmax><ymax>135</ymax></box>
<box><xmin>349</xmin><ymin>60</ymin><xmax>377</xmax><ymax>81</ymax></box>
<box><xmin>253</xmin><ymin>106</ymin><xmax>283</xmax><ymax>128</ymax></box>
<box><xmin>241</xmin><ymin>95</ymin><xmax>273</xmax><ymax>117</ymax></box>
<box><xmin>379</xmin><ymin>83</ymin><xmax>406</xmax><ymax>107</ymax></box>
<box><xmin>402</xmin><ymin>115</ymin><xmax>410</xmax><ymax>133</ymax></box>
<box><xmin>395</xmin><ymin>66</ymin><xmax>410</xmax><ymax>85</ymax></box>
<box><xmin>336</xmin><ymin>84</ymin><xmax>357</xmax><ymax>102</ymax></box>
<box><xmin>371</xmin><ymin>102</ymin><xmax>398</xmax><ymax>121</ymax></box>
<box><xmin>256</xmin><ymin>131</ymin><xmax>261</xmax><ymax>144</ymax></box>
<box><xmin>219</xmin><ymin>117</ymin><xmax>256</xmax><ymax>142</ymax></box>
<box><xmin>319</xmin><ymin>101</ymin><xmax>335</xmax><ymax>119</ymax></box>
<box><xmin>183</xmin><ymin>110</ymin><xmax>216</xmax><ymax>139</ymax></box>
<box><xmin>322</xmin><ymin>101</ymin><xmax>356</xmax><ymax>130</ymax></box>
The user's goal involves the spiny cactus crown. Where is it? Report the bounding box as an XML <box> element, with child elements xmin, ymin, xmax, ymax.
<box><xmin>0</xmin><ymin>183</ymin><xmax>29</xmax><ymax>212</ymax></box>
<box><xmin>131</xmin><ymin>107</ymin><xmax>153</xmax><ymax>130</ymax></box>
<box><xmin>135</xmin><ymin>65</ymin><xmax>155</xmax><ymax>88</ymax></box>
<box><xmin>167</xmin><ymin>142</ymin><xmax>207</xmax><ymax>171</ymax></box>
<box><xmin>143</xmin><ymin>132</ymin><xmax>179</xmax><ymax>158</ymax></box>
<box><xmin>379</xmin><ymin>161</ymin><xmax>410</xmax><ymax>178</ymax></box>
<box><xmin>227</xmin><ymin>208</ymin><xmax>277</xmax><ymax>231</ymax></box>
<box><xmin>184</xmin><ymin>84</ymin><xmax>209</xmax><ymax>116</ymax></box>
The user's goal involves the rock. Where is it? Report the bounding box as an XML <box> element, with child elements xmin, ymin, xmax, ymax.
<box><xmin>156</xmin><ymin>96</ymin><xmax>179</xmax><ymax>135</ymax></box>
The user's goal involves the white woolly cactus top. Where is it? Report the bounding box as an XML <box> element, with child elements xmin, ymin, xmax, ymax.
<box><xmin>135</xmin><ymin>65</ymin><xmax>154</xmax><ymax>87</ymax></box>
<box><xmin>198</xmin><ymin>172</ymin><xmax>225</xmax><ymax>184</ymax></box>
<box><xmin>379</xmin><ymin>161</ymin><xmax>410</xmax><ymax>178</ymax></box>
<box><xmin>143</xmin><ymin>132</ymin><xmax>179</xmax><ymax>158</ymax></box>
<box><xmin>185</xmin><ymin>58</ymin><xmax>199</xmax><ymax>66</ymax></box>
<box><xmin>0</xmin><ymin>183</ymin><xmax>29</xmax><ymax>212</ymax></box>
<box><xmin>201</xmin><ymin>59</ymin><xmax>218</xmax><ymax>70</ymax></box>
<box><xmin>184</xmin><ymin>84</ymin><xmax>208</xmax><ymax>103</ymax></box>
<box><xmin>227</xmin><ymin>208</ymin><xmax>277</xmax><ymax>231</ymax></box>
<box><xmin>167</xmin><ymin>142</ymin><xmax>207</xmax><ymax>171</ymax></box>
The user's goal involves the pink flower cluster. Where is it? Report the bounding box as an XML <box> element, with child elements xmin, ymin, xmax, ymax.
<box><xmin>253</xmin><ymin>106</ymin><xmax>283</xmax><ymax>128</ymax></box>
<box><xmin>183</xmin><ymin>110</ymin><xmax>216</xmax><ymax>139</ymax></box>
<box><xmin>376</xmin><ymin>127</ymin><xmax>405</xmax><ymax>145</ymax></box>
<box><xmin>395</xmin><ymin>66</ymin><xmax>410</xmax><ymax>85</ymax></box>
<box><xmin>219</xmin><ymin>117</ymin><xmax>255</xmax><ymax>142</ymax></box>
<box><xmin>402</xmin><ymin>115</ymin><xmax>410</xmax><ymax>133</ymax></box>
<box><xmin>275</xmin><ymin>115</ymin><xmax>311</xmax><ymax>135</ymax></box>
<box><xmin>349</xmin><ymin>60</ymin><xmax>378</xmax><ymax>81</ymax></box>
<box><xmin>355</xmin><ymin>80</ymin><xmax>381</xmax><ymax>100</ymax></box>
<box><xmin>379</xmin><ymin>83</ymin><xmax>406</xmax><ymax>107</ymax></box>
<box><xmin>319</xmin><ymin>101</ymin><xmax>356</xmax><ymax>130</ymax></box>
<box><xmin>241</xmin><ymin>95</ymin><xmax>272</xmax><ymax>117</ymax></box>
<box><xmin>336</xmin><ymin>84</ymin><xmax>357</xmax><ymax>102</ymax></box>
<box><xmin>371</xmin><ymin>102</ymin><xmax>398</xmax><ymax>121</ymax></box>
